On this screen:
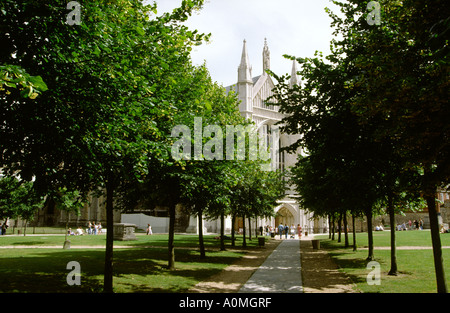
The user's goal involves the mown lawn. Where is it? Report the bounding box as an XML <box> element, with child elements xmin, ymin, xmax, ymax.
<box><xmin>0</xmin><ymin>233</ymin><xmax>262</xmax><ymax>293</ymax></box>
<box><xmin>0</xmin><ymin>233</ymin><xmax>234</xmax><ymax>248</ymax></box>
<box><xmin>315</xmin><ymin>230</ymin><xmax>450</xmax><ymax>293</ymax></box>
<box><xmin>318</xmin><ymin>229</ymin><xmax>450</xmax><ymax>248</ymax></box>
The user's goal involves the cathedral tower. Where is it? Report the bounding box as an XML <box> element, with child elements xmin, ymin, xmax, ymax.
<box><xmin>237</xmin><ymin>39</ymin><xmax>253</xmax><ymax>119</ymax></box>
<box><xmin>262</xmin><ymin>38</ymin><xmax>270</xmax><ymax>73</ymax></box>
<box><xmin>289</xmin><ymin>59</ymin><xmax>300</xmax><ymax>88</ymax></box>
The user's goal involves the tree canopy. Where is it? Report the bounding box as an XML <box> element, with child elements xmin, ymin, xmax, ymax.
<box><xmin>270</xmin><ymin>0</ymin><xmax>449</xmax><ymax>292</ymax></box>
<box><xmin>1</xmin><ymin>0</ymin><xmax>212</xmax><ymax>292</ymax></box>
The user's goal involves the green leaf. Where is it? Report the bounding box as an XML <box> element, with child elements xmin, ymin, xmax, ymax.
<box><xmin>93</xmin><ymin>46</ymin><xmax>101</xmax><ymax>56</ymax></box>
<box><xmin>5</xmin><ymin>82</ymin><xmax>16</xmax><ymax>88</ymax></box>
<box><xmin>28</xmin><ymin>76</ymin><xmax>48</xmax><ymax>92</ymax></box>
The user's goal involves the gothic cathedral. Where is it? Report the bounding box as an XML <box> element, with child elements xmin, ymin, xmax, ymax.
<box><xmin>207</xmin><ymin>39</ymin><xmax>328</xmax><ymax>234</ymax></box>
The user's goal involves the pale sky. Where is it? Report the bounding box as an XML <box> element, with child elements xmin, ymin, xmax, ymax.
<box><xmin>153</xmin><ymin>0</ymin><xmax>341</xmax><ymax>87</ymax></box>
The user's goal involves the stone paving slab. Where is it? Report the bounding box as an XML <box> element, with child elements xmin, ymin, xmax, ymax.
<box><xmin>239</xmin><ymin>239</ymin><xmax>302</xmax><ymax>293</ymax></box>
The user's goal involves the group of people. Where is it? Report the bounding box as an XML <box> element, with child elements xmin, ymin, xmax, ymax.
<box><xmin>397</xmin><ymin>219</ymin><xmax>424</xmax><ymax>231</ymax></box>
<box><xmin>264</xmin><ymin>225</ymin><xmax>274</xmax><ymax>236</ymax></box>
<box><xmin>86</xmin><ymin>221</ymin><xmax>102</xmax><ymax>234</ymax></box>
<box><xmin>67</xmin><ymin>221</ymin><xmax>102</xmax><ymax>236</ymax></box>
<box><xmin>276</xmin><ymin>223</ymin><xmax>303</xmax><ymax>239</ymax></box>
<box><xmin>67</xmin><ymin>226</ymin><xmax>85</xmax><ymax>236</ymax></box>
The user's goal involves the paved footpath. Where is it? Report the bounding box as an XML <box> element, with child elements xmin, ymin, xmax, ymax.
<box><xmin>239</xmin><ymin>239</ymin><xmax>302</xmax><ymax>293</ymax></box>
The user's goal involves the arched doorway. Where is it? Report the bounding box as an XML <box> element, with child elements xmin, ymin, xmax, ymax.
<box><xmin>275</xmin><ymin>206</ymin><xmax>294</xmax><ymax>227</ymax></box>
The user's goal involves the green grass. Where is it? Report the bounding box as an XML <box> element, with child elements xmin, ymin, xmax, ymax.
<box><xmin>315</xmin><ymin>230</ymin><xmax>450</xmax><ymax>293</ymax></box>
<box><xmin>5</xmin><ymin>227</ymin><xmax>67</xmax><ymax>235</ymax></box>
<box><xmin>0</xmin><ymin>233</ymin><xmax>236</xmax><ymax>248</ymax></box>
<box><xmin>316</xmin><ymin>229</ymin><xmax>450</xmax><ymax>248</ymax></box>
<box><xmin>0</xmin><ymin>233</ymin><xmax>263</xmax><ymax>293</ymax></box>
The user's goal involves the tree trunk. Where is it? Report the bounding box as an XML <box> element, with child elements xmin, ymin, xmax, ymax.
<box><xmin>343</xmin><ymin>212</ymin><xmax>349</xmax><ymax>248</ymax></box>
<box><xmin>198</xmin><ymin>211</ymin><xmax>206</xmax><ymax>258</ymax></box>
<box><xmin>65</xmin><ymin>217</ymin><xmax>69</xmax><ymax>242</ymax></box>
<box><xmin>352</xmin><ymin>214</ymin><xmax>357</xmax><ymax>251</ymax></box>
<box><xmin>425</xmin><ymin>192</ymin><xmax>447</xmax><ymax>293</ymax></box>
<box><xmin>328</xmin><ymin>214</ymin><xmax>332</xmax><ymax>239</ymax></box>
<box><xmin>242</xmin><ymin>214</ymin><xmax>246</xmax><ymax>248</ymax></box>
<box><xmin>220</xmin><ymin>212</ymin><xmax>226</xmax><ymax>251</ymax></box>
<box><xmin>387</xmin><ymin>192</ymin><xmax>398</xmax><ymax>276</ymax></box>
<box><xmin>331</xmin><ymin>215</ymin><xmax>335</xmax><ymax>240</ymax></box>
<box><xmin>103</xmin><ymin>177</ymin><xmax>115</xmax><ymax>293</ymax></box>
<box><xmin>231</xmin><ymin>214</ymin><xmax>236</xmax><ymax>247</ymax></box>
<box><xmin>366</xmin><ymin>208</ymin><xmax>374</xmax><ymax>261</ymax></box>
<box><xmin>337</xmin><ymin>213</ymin><xmax>342</xmax><ymax>243</ymax></box>
<box><xmin>168</xmin><ymin>202</ymin><xmax>176</xmax><ymax>270</ymax></box>
<box><xmin>248</xmin><ymin>217</ymin><xmax>252</xmax><ymax>241</ymax></box>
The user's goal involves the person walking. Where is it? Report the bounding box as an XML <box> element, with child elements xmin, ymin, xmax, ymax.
<box><xmin>278</xmin><ymin>223</ymin><xmax>284</xmax><ymax>239</ymax></box>
<box><xmin>146</xmin><ymin>224</ymin><xmax>153</xmax><ymax>235</ymax></box>
<box><xmin>297</xmin><ymin>224</ymin><xmax>302</xmax><ymax>239</ymax></box>
<box><xmin>284</xmin><ymin>224</ymin><xmax>289</xmax><ymax>239</ymax></box>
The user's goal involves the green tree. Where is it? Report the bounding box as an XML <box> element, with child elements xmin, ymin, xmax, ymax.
<box><xmin>271</xmin><ymin>55</ymin><xmax>385</xmax><ymax>260</ymax></box>
<box><xmin>180</xmin><ymin>161</ymin><xmax>225</xmax><ymax>258</ymax></box>
<box><xmin>0</xmin><ymin>176</ymin><xmax>44</xmax><ymax>235</ymax></box>
<box><xmin>1</xmin><ymin>0</ymin><xmax>209</xmax><ymax>292</ymax></box>
<box><xmin>227</xmin><ymin>161</ymin><xmax>284</xmax><ymax>247</ymax></box>
<box><xmin>327</xmin><ymin>0</ymin><xmax>449</xmax><ymax>292</ymax></box>
<box><xmin>271</xmin><ymin>1</ymin><xmax>448</xmax><ymax>289</ymax></box>
<box><xmin>116</xmin><ymin>60</ymin><xmax>245</xmax><ymax>267</ymax></box>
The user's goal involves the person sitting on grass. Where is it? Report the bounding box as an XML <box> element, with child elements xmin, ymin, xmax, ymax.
<box><xmin>76</xmin><ymin>227</ymin><xmax>84</xmax><ymax>236</ymax></box>
<box><xmin>440</xmin><ymin>225</ymin><xmax>449</xmax><ymax>234</ymax></box>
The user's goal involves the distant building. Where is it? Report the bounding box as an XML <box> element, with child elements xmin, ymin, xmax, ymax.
<box><xmin>201</xmin><ymin>39</ymin><xmax>327</xmax><ymax>234</ymax></box>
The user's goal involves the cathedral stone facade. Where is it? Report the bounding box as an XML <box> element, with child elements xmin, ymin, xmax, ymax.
<box><xmin>200</xmin><ymin>39</ymin><xmax>328</xmax><ymax>235</ymax></box>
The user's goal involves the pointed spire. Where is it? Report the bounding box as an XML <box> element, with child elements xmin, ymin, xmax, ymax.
<box><xmin>262</xmin><ymin>37</ymin><xmax>270</xmax><ymax>73</ymax></box>
<box><xmin>240</xmin><ymin>40</ymin><xmax>250</xmax><ymax>66</ymax></box>
<box><xmin>289</xmin><ymin>59</ymin><xmax>300</xmax><ymax>88</ymax></box>
<box><xmin>238</xmin><ymin>39</ymin><xmax>252</xmax><ymax>83</ymax></box>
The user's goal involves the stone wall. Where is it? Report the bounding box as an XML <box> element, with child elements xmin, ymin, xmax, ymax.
<box><xmin>440</xmin><ymin>199</ymin><xmax>450</xmax><ymax>226</ymax></box>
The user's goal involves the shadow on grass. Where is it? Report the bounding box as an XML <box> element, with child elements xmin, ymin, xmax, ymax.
<box><xmin>0</xmin><ymin>245</ymin><xmax>247</xmax><ymax>293</ymax></box>
<box><xmin>10</xmin><ymin>241</ymin><xmax>48</xmax><ymax>246</ymax></box>
<box><xmin>316</xmin><ymin>239</ymin><xmax>382</xmax><ymax>287</ymax></box>
<box><xmin>0</xmin><ymin>249</ymin><xmax>106</xmax><ymax>293</ymax></box>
